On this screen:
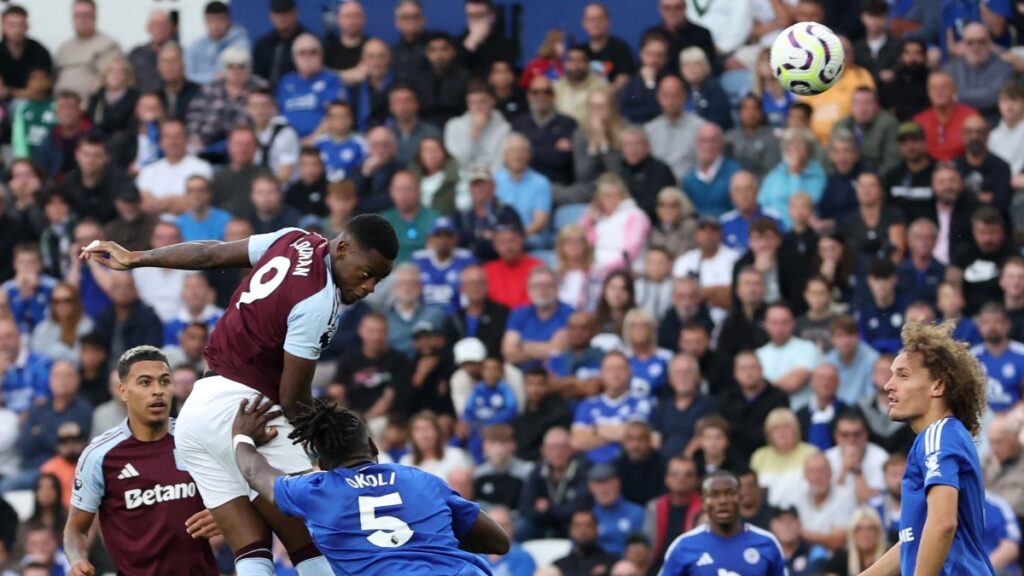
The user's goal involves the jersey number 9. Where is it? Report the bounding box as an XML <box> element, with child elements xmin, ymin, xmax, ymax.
<box><xmin>358</xmin><ymin>493</ymin><xmax>414</xmax><ymax>548</ymax></box>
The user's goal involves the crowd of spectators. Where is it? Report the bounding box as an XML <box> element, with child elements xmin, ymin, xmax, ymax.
<box><xmin>3</xmin><ymin>0</ymin><xmax>1024</xmax><ymax>575</ymax></box>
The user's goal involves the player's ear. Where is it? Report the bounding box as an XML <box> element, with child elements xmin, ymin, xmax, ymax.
<box><xmin>118</xmin><ymin>378</ymin><xmax>129</xmax><ymax>402</ymax></box>
<box><xmin>930</xmin><ymin>378</ymin><xmax>945</xmax><ymax>398</ymax></box>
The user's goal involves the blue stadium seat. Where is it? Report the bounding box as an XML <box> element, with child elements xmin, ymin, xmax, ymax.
<box><xmin>553</xmin><ymin>203</ymin><xmax>589</xmax><ymax>232</ymax></box>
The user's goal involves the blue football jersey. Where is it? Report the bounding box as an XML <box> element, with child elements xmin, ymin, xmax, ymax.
<box><xmin>413</xmin><ymin>248</ymin><xmax>476</xmax><ymax>313</ymax></box>
<box><xmin>572</xmin><ymin>394</ymin><xmax>651</xmax><ymax>463</ymax></box>
<box><xmin>276</xmin><ymin>71</ymin><xmax>346</xmax><ymax>137</ymax></box>
<box><xmin>983</xmin><ymin>492</ymin><xmax>1021</xmax><ymax>576</ymax></box>
<box><xmin>315</xmin><ymin>134</ymin><xmax>366</xmax><ymax>182</ymax></box>
<box><xmin>971</xmin><ymin>341</ymin><xmax>1024</xmax><ymax>412</ymax></box>
<box><xmin>274</xmin><ymin>462</ymin><xmax>492</xmax><ymax>576</ymax></box>
<box><xmin>628</xmin><ymin>348</ymin><xmax>674</xmax><ymax>398</ymax></box>
<box><xmin>659</xmin><ymin>523</ymin><xmax>787</xmax><ymax>576</ymax></box>
<box><xmin>2</xmin><ymin>276</ymin><xmax>56</xmax><ymax>333</ymax></box>
<box><xmin>898</xmin><ymin>417</ymin><xmax>996</xmax><ymax>576</ymax></box>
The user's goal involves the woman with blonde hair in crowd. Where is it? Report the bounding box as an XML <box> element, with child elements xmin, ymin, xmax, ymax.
<box><xmin>823</xmin><ymin>506</ymin><xmax>887</xmax><ymax>575</ymax></box>
<box><xmin>750</xmin><ymin>407</ymin><xmax>819</xmax><ymax>506</ymax></box>
<box><xmin>87</xmin><ymin>56</ymin><xmax>139</xmax><ymax>141</ymax></box>
<box><xmin>29</xmin><ymin>282</ymin><xmax>93</xmax><ymax>364</ymax></box>
<box><xmin>554</xmin><ymin>224</ymin><xmax>597</xmax><ymax>310</ymax></box>
<box><xmin>573</xmin><ymin>88</ymin><xmax>625</xmax><ymax>193</ymax></box>
<box><xmin>579</xmin><ymin>173</ymin><xmax>651</xmax><ymax>276</ymax></box>
<box><xmin>649</xmin><ymin>186</ymin><xmax>698</xmax><ymax>260</ymax></box>
<box><xmin>398</xmin><ymin>410</ymin><xmax>474</xmax><ymax>481</ymax></box>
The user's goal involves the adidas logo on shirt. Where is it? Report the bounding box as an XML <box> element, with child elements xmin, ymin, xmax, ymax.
<box><xmin>697</xmin><ymin>552</ymin><xmax>714</xmax><ymax>566</ymax></box>
<box><xmin>117</xmin><ymin>463</ymin><xmax>140</xmax><ymax>480</ymax></box>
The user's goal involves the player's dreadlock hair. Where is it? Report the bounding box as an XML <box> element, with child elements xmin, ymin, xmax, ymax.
<box><xmin>900</xmin><ymin>320</ymin><xmax>987</xmax><ymax>436</ymax></box>
<box><xmin>288</xmin><ymin>398</ymin><xmax>372</xmax><ymax>469</ymax></box>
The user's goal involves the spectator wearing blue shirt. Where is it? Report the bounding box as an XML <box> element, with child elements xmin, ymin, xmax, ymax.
<box><xmin>680</xmin><ymin>47</ymin><xmax>732</xmax><ymax>130</ymax></box>
<box><xmin>982</xmin><ymin>491</ymin><xmax>1021</xmax><ymax>575</ymax></box>
<box><xmin>681</xmin><ymin>124</ymin><xmax>741</xmax><ymax>218</ymax></box>
<box><xmin>759</xmin><ymin>128</ymin><xmax>827</xmax><ymax>230</ymax></box>
<box><xmin>547</xmin><ymin>311</ymin><xmax>605</xmax><ymax>398</ymax></box>
<box><xmin>161</xmin><ymin>274</ymin><xmax>223</xmax><ymax>347</ymax></box>
<box><xmin>586</xmin><ymin>463</ymin><xmax>645</xmax><ymax>557</ymax></box>
<box><xmin>972</xmin><ymin>304</ymin><xmax>1024</xmax><ymax>413</ymax></box>
<box><xmin>796</xmin><ymin>364</ymin><xmax>846</xmax><ymax>451</ymax></box>
<box><xmin>314</xmin><ymin>101</ymin><xmax>366</xmax><ymax>182</ymax></box>
<box><xmin>1</xmin><ymin>360</ymin><xmax>91</xmax><ymax>493</ymax></box>
<box><xmin>413</xmin><ymin>218</ymin><xmax>477</xmax><ymax>314</ymax></box>
<box><xmin>622</xmin><ymin>308</ymin><xmax>673</xmax><ymax>399</ymax></box>
<box><xmin>818</xmin><ymin>132</ymin><xmax>863</xmax><ymax>228</ymax></box>
<box><xmin>501</xmin><ymin>267</ymin><xmax>574</xmax><ymax>368</ymax></box>
<box><xmin>0</xmin><ymin>317</ymin><xmax>52</xmax><ymax>415</ymax></box>
<box><xmin>495</xmin><ymin>133</ymin><xmax>552</xmax><ymax>250</ymax></box>
<box><xmin>276</xmin><ymin>34</ymin><xmax>346</xmax><ymax>139</ymax></box>
<box><xmin>176</xmin><ymin>175</ymin><xmax>232</xmax><ymax>242</ymax></box>
<box><xmin>650</xmin><ymin>353</ymin><xmax>718</xmax><ymax>460</ymax></box>
<box><xmin>825</xmin><ymin>315</ymin><xmax>881</xmax><ymax>405</ymax></box>
<box><xmin>571</xmin><ymin>351</ymin><xmax>652</xmax><ymax>464</ymax></box>
<box><xmin>2</xmin><ymin>244</ymin><xmax>57</xmax><ymax>335</ymax></box>
<box><xmin>480</xmin><ymin>506</ymin><xmax>537</xmax><ymax>576</ymax></box>
<box><xmin>184</xmin><ymin>1</ymin><xmax>250</xmax><ymax>85</ymax></box>
<box><xmin>857</xmin><ymin>259</ymin><xmax>909</xmax><ymax>354</ymax></box>
<box><xmin>938</xmin><ymin>281</ymin><xmax>983</xmax><ymax>346</ymax></box>
<box><xmin>897</xmin><ymin>218</ymin><xmax>945</xmax><ymax>307</ymax></box>
<box><xmin>461</xmin><ymin>357</ymin><xmax>519</xmax><ymax>462</ymax></box>
<box><xmin>720</xmin><ymin>170</ymin><xmax>783</xmax><ymax>251</ymax></box>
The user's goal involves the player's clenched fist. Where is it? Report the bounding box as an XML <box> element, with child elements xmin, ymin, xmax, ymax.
<box><xmin>68</xmin><ymin>559</ymin><xmax>96</xmax><ymax>576</ymax></box>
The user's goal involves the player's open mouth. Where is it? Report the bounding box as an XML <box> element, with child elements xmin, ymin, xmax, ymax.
<box><xmin>148</xmin><ymin>402</ymin><xmax>167</xmax><ymax>413</ymax></box>
<box><xmin>887</xmin><ymin>396</ymin><xmax>898</xmax><ymax>407</ymax></box>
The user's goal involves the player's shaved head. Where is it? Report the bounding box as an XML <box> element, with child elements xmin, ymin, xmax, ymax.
<box><xmin>332</xmin><ymin>214</ymin><xmax>398</xmax><ymax>305</ymax></box>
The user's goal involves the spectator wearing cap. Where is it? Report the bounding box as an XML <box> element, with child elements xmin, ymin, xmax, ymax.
<box><xmin>512</xmin><ymin>367</ymin><xmax>572</xmax><ymax>461</ymax></box>
<box><xmin>412</xmin><ymin>217</ymin><xmax>477</xmax><ymax>314</ymax></box>
<box><xmin>443</xmin><ymin>266</ymin><xmax>508</xmax><ymax>359</ymax></box>
<box><xmin>483</xmin><ymin>221</ymin><xmax>542</xmax><ymax>309</ymax></box>
<box><xmin>671</xmin><ymin>216</ymin><xmax>740</xmax><ymax>313</ymax></box>
<box><xmin>185</xmin><ymin>1</ymin><xmax>250</xmax><ymax>85</ymax></box>
<box><xmin>409</xmin><ymin>136</ymin><xmax>459</xmax><ymax>216</ymax></box>
<box><xmin>252</xmin><ymin>0</ymin><xmax>305</xmax><ymax>86</ymax></box>
<box><xmin>186</xmin><ymin>46</ymin><xmax>269</xmax><ymax>149</ymax></box>
<box><xmin>34</xmin><ymin>91</ymin><xmax>92</xmax><ymax>181</ymax></box>
<box><xmin>277</xmin><ymin>33</ymin><xmax>346</xmax><ymax>139</ymax></box>
<box><xmin>759</xmin><ymin>128</ymin><xmax>827</xmax><ymax>230</ymax></box>
<box><xmin>389</xmin><ymin>84</ymin><xmax>442</xmax><ymax>167</ymax></box>
<box><xmin>585</xmin><ymin>462</ymin><xmax>645</xmax><ymax>557</ymax></box>
<box><xmin>53</xmin><ymin>0</ymin><xmax>122</xmax><ymax>102</ymax></box>
<box><xmin>1</xmin><ymin>360</ymin><xmax>91</xmax><ymax>493</ymax></box>
<box><xmin>614</xmin><ymin>421</ymin><xmax>667</xmax><ymax>506</ymax></box>
<box><xmin>571</xmin><ymin>351</ymin><xmax>652</xmax><ymax>465</ymax></box>
<box><xmin>512</xmin><ymin>75</ymin><xmax>578</xmax><ymax>189</ymax></box>
<box><xmin>61</xmin><ymin>134</ymin><xmax>130</xmax><ymax>224</ymax></box>
<box><xmin>769</xmin><ymin>506</ymin><xmax>827</xmax><ymax>576</ymax></box>
<box><xmin>0</xmin><ymin>317</ymin><xmax>51</xmax><ymax>416</ymax></box>
<box><xmin>580</xmin><ymin>173</ymin><xmax>652</xmax><ymax>277</ymax></box>
<box><xmin>102</xmin><ymin>182</ymin><xmax>156</xmax><ymax>252</ymax></box>
<box><xmin>502</xmin><ymin>267</ymin><xmax>573</xmax><ymax>368</ymax></box>
<box><xmin>457</xmin><ymin>165</ymin><xmax>525</xmax><ymax>262</ymax></box>
<box><xmin>175</xmin><ymin>175</ymin><xmax>231</xmax><ymax>242</ymax></box>
<box><xmin>955</xmin><ymin>113</ymin><xmax>1012</xmax><ymax>209</ymax></box>
<box><xmin>882</xmin><ymin>121</ymin><xmax>935</xmax><ymax>224</ymax></box>
<box><xmin>911</xmin><ymin>71</ymin><xmax>979</xmax><ymax>162</ymax></box>
<box><xmin>824</xmin><ymin>315</ymin><xmax>880</xmax><ymax>405</ymax></box>
<box><xmin>495</xmin><ymin>133</ymin><xmax>553</xmax><ymax>250</ymax></box>
<box><xmin>381</xmin><ymin>171</ymin><xmax>439</xmax><ymax>264</ymax></box>
<box><xmin>137</xmin><ymin>119</ymin><xmax>213</xmax><ymax>215</ymax></box>
<box><xmin>385</xmin><ymin>263</ymin><xmax>446</xmax><ymax>359</ymax></box>
<box><xmin>643</xmin><ymin>456</ymin><xmax>702</xmax><ymax>562</ymax></box>
<box><xmin>831</xmin><ymin>87</ymin><xmax>900</xmax><ymax>176</ymax></box>
<box><xmin>444</xmin><ymin>79</ymin><xmax>511</xmax><ymax>177</ymax></box>
<box><xmin>413</xmin><ymin>32</ymin><xmax>470</xmax><ymax>127</ymax></box>
<box><xmin>248</xmin><ymin>172</ymin><xmax>300</xmax><ymax>235</ymax></box>
<box><xmin>329</xmin><ymin>311</ymin><xmax>411</xmax><ymax>440</ymax></box>
<box><xmin>39</xmin><ymin>420</ymin><xmax>88</xmax><ymax>508</ymax></box>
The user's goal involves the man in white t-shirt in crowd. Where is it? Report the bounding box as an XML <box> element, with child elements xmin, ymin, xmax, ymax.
<box><xmin>671</xmin><ymin>216</ymin><xmax>739</xmax><ymax>314</ymax></box>
<box><xmin>136</xmin><ymin>118</ymin><xmax>212</xmax><ymax>215</ymax></box>
<box><xmin>756</xmin><ymin>303</ymin><xmax>821</xmax><ymax>409</ymax></box>
<box><xmin>791</xmin><ymin>452</ymin><xmax>856</xmax><ymax>552</ymax></box>
<box><xmin>248</xmin><ymin>88</ymin><xmax>300</xmax><ymax>184</ymax></box>
<box><xmin>130</xmin><ymin>221</ymin><xmax>189</xmax><ymax>322</ymax></box>
<box><xmin>824</xmin><ymin>409</ymin><xmax>888</xmax><ymax>505</ymax></box>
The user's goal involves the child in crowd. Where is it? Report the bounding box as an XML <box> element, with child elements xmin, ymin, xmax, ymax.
<box><xmin>285</xmin><ymin>147</ymin><xmax>330</xmax><ymax>217</ymax></box>
<box><xmin>857</xmin><ymin>259</ymin><xmax>908</xmax><ymax>354</ymax></box>
<box><xmin>472</xmin><ymin>424</ymin><xmax>534</xmax><ymax>510</ymax></box>
<box><xmin>2</xmin><ymin>243</ymin><xmax>57</xmax><ymax>334</ymax></box>
<box><xmin>314</xmin><ymin>100</ymin><xmax>366</xmax><ymax>182</ymax></box>
<box><xmin>796</xmin><ymin>276</ymin><xmax>838</xmax><ymax>353</ymax></box>
<box><xmin>635</xmin><ymin>246</ymin><xmax>674</xmax><ymax>321</ymax></box>
<box><xmin>12</xmin><ymin>68</ymin><xmax>54</xmax><ymax>159</ymax></box>
<box><xmin>460</xmin><ymin>356</ymin><xmax>519</xmax><ymax>462</ymax></box>
<box><xmin>322</xmin><ymin>179</ymin><xmax>358</xmax><ymax>237</ymax></box>
<box><xmin>936</xmin><ymin>281</ymin><xmax>982</xmax><ymax>345</ymax></box>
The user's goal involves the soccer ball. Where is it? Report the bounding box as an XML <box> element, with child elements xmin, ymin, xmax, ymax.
<box><xmin>770</xmin><ymin>22</ymin><xmax>845</xmax><ymax>96</ymax></box>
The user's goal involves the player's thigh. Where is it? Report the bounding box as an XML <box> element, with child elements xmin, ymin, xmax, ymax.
<box><xmin>252</xmin><ymin>496</ymin><xmax>315</xmax><ymax>552</ymax></box>
<box><xmin>258</xmin><ymin>414</ymin><xmax>314</xmax><ymax>474</ymax></box>
<box><xmin>210</xmin><ymin>496</ymin><xmax>273</xmax><ymax>552</ymax></box>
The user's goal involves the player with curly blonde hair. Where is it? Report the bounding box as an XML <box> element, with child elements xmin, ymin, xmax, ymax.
<box><xmin>859</xmin><ymin>320</ymin><xmax>995</xmax><ymax>576</ymax></box>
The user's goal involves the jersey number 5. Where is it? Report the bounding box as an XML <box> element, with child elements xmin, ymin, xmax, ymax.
<box><xmin>358</xmin><ymin>493</ymin><xmax>414</xmax><ymax>548</ymax></box>
<box><xmin>237</xmin><ymin>256</ymin><xmax>291</xmax><ymax>309</ymax></box>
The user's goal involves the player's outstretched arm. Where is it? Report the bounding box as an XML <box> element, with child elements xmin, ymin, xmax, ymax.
<box><xmin>458</xmin><ymin>508</ymin><xmax>511</xmax><ymax>555</ymax></box>
<box><xmin>232</xmin><ymin>396</ymin><xmax>286</xmax><ymax>504</ymax></box>
<box><xmin>857</xmin><ymin>543</ymin><xmax>900</xmax><ymax>576</ymax></box>
<box><xmin>913</xmin><ymin>485</ymin><xmax>959</xmax><ymax>576</ymax></box>
<box><xmin>65</xmin><ymin>507</ymin><xmax>97</xmax><ymax>576</ymax></box>
<box><xmin>79</xmin><ymin>238</ymin><xmax>252</xmax><ymax>271</ymax></box>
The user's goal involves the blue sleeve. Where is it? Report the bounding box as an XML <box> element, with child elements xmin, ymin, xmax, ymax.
<box><xmin>573</xmin><ymin>400</ymin><xmax>594</xmax><ymax>427</ymax></box>
<box><xmin>71</xmin><ymin>444</ymin><xmax>106</xmax><ymax>513</ymax></box>
<box><xmin>495</xmin><ymin>385</ymin><xmax>518</xmax><ymax>422</ymax></box>
<box><xmin>444</xmin><ymin>485</ymin><xmax>482</xmax><ymax>538</ymax></box>
<box><xmin>463</xmin><ymin>386</ymin><xmax>481</xmax><ymax>422</ymax></box>
<box><xmin>986</xmin><ymin>0</ymin><xmax>1012</xmax><ymax>17</ymax></box>
<box><xmin>659</xmin><ymin>536</ymin><xmax>689</xmax><ymax>576</ymax></box>
<box><xmin>922</xmin><ymin>420</ymin><xmax>963</xmax><ymax>491</ymax></box>
<box><xmin>766</xmin><ymin>538</ymin><xmax>788</xmax><ymax>576</ymax></box>
<box><xmin>535</xmin><ymin>179</ymin><xmax>552</xmax><ymax>215</ymax></box>
<box><xmin>507</xmin><ymin>307</ymin><xmax>527</xmax><ymax>333</ymax></box>
<box><xmin>275</xmin><ymin>80</ymin><xmax>288</xmax><ymax>111</ymax></box>
<box><xmin>274</xmin><ymin>474</ymin><xmax>312</xmax><ymax>517</ymax></box>
<box><xmin>284</xmin><ymin>284</ymin><xmax>337</xmax><ymax>360</ymax></box>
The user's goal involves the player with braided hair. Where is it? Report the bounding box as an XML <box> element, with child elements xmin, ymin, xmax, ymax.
<box><xmin>231</xmin><ymin>396</ymin><xmax>510</xmax><ymax>575</ymax></box>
